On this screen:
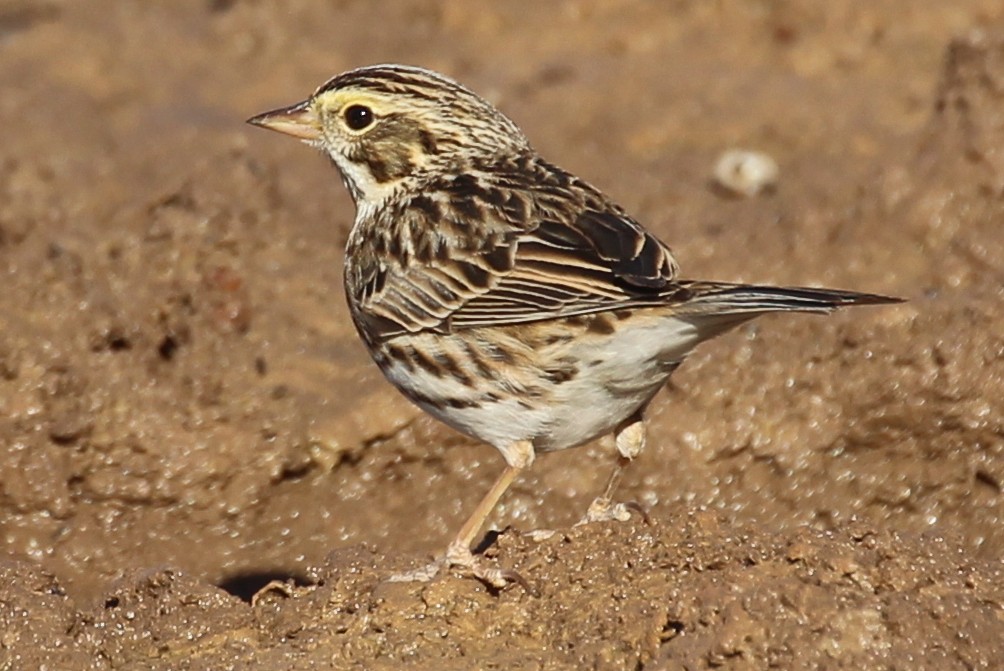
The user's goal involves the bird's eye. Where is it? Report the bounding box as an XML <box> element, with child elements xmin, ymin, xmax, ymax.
<box><xmin>343</xmin><ymin>104</ymin><xmax>374</xmax><ymax>131</ymax></box>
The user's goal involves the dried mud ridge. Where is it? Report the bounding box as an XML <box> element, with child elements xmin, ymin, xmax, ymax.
<box><xmin>6</xmin><ymin>518</ymin><xmax>1004</xmax><ymax>669</ymax></box>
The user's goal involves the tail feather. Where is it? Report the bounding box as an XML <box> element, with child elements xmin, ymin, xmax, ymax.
<box><xmin>676</xmin><ymin>281</ymin><xmax>903</xmax><ymax>317</ymax></box>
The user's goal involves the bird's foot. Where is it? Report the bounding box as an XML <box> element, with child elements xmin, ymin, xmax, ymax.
<box><xmin>576</xmin><ymin>497</ymin><xmax>651</xmax><ymax>526</ymax></box>
<box><xmin>386</xmin><ymin>541</ymin><xmax>534</xmax><ymax>594</ymax></box>
<box><xmin>445</xmin><ymin>541</ymin><xmax>534</xmax><ymax>592</ymax></box>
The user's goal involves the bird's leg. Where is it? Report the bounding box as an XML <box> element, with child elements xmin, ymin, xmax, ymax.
<box><xmin>578</xmin><ymin>410</ymin><xmax>650</xmax><ymax>525</ymax></box>
<box><xmin>389</xmin><ymin>440</ymin><xmax>535</xmax><ymax>590</ymax></box>
<box><xmin>445</xmin><ymin>439</ymin><xmax>534</xmax><ymax>589</ymax></box>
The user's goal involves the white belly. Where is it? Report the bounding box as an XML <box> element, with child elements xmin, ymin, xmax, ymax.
<box><xmin>373</xmin><ymin>313</ymin><xmax>705</xmax><ymax>453</ymax></box>
<box><xmin>530</xmin><ymin>314</ymin><xmax>697</xmax><ymax>451</ymax></box>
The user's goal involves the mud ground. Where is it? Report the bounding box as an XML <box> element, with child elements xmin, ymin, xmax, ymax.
<box><xmin>2</xmin><ymin>1</ymin><xmax>1003</xmax><ymax>669</ymax></box>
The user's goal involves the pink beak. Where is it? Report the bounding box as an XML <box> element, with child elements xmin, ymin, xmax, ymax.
<box><xmin>247</xmin><ymin>100</ymin><xmax>321</xmax><ymax>141</ymax></box>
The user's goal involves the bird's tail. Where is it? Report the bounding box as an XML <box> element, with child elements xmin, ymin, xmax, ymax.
<box><xmin>674</xmin><ymin>281</ymin><xmax>903</xmax><ymax>319</ymax></box>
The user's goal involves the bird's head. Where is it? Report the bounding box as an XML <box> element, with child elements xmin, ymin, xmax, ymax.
<box><xmin>248</xmin><ymin>64</ymin><xmax>529</xmax><ymax>204</ymax></box>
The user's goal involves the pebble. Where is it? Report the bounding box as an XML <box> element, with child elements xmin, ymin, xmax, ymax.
<box><xmin>712</xmin><ymin>149</ymin><xmax>779</xmax><ymax>197</ymax></box>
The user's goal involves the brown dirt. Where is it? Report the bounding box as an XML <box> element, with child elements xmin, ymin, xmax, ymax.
<box><xmin>2</xmin><ymin>1</ymin><xmax>1003</xmax><ymax>669</ymax></box>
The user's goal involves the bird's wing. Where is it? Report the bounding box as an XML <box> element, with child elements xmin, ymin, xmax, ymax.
<box><xmin>349</xmin><ymin>159</ymin><xmax>681</xmax><ymax>339</ymax></box>
<box><xmin>444</xmin><ymin>210</ymin><xmax>680</xmax><ymax>329</ymax></box>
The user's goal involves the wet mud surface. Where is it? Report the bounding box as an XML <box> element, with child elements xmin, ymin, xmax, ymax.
<box><xmin>1</xmin><ymin>1</ymin><xmax>1003</xmax><ymax>668</ymax></box>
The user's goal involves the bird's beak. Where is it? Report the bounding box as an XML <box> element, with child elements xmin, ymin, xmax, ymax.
<box><xmin>246</xmin><ymin>100</ymin><xmax>321</xmax><ymax>141</ymax></box>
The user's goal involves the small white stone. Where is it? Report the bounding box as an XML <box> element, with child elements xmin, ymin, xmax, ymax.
<box><xmin>712</xmin><ymin>149</ymin><xmax>779</xmax><ymax>197</ymax></box>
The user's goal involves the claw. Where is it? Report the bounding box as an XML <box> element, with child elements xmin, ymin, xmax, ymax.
<box><xmin>386</xmin><ymin>560</ymin><xmax>443</xmax><ymax>584</ymax></box>
<box><xmin>577</xmin><ymin>497</ymin><xmax>651</xmax><ymax>526</ymax></box>
<box><xmin>446</xmin><ymin>541</ymin><xmax>535</xmax><ymax>593</ymax></box>
<box><xmin>497</xmin><ymin>567</ymin><xmax>539</xmax><ymax>597</ymax></box>
<box><xmin>622</xmin><ymin>500</ymin><xmax>652</xmax><ymax>525</ymax></box>
<box><xmin>385</xmin><ymin>542</ymin><xmax>537</xmax><ymax>595</ymax></box>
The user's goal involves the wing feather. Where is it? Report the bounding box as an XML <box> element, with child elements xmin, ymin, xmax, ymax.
<box><xmin>348</xmin><ymin>156</ymin><xmax>681</xmax><ymax>338</ymax></box>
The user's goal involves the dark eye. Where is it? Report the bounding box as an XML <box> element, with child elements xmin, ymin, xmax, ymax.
<box><xmin>343</xmin><ymin>104</ymin><xmax>374</xmax><ymax>131</ymax></box>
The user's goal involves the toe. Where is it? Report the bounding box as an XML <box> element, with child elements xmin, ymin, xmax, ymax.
<box><xmin>577</xmin><ymin>497</ymin><xmax>650</xmax><ymax>525</ymax></box>
<box><xmin>386</xmin><ymin>559</ymin><xmax>445</xmax><ymax>584</ymax></box>
<box><xmin>444</xmin><ymin>541</ymin><xmax>535</xmax><ymax>593</ymax></box>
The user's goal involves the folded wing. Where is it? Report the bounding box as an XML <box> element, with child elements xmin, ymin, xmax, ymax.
<box><xmin>350</xmin><ymin>157</ymin><xmax>682</xmax><ymax>339</ymax></box>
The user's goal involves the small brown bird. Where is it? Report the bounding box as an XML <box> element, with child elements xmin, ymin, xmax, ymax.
<box><xmin>248</xmin><ymin>64</ymin><xmax>900</xmax><ymax>589</ymax></box>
